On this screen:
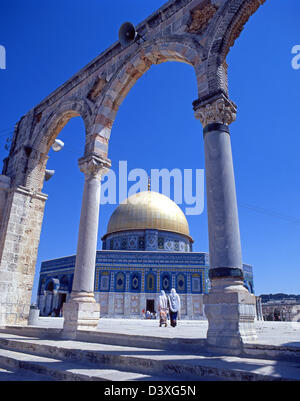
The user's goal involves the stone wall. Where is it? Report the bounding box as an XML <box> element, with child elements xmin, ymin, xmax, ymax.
<box><xmin>0</xmin><ymin>186</ymin><xmax>47</xmax><ymax>325</ymax></box>
<box><xmin>95</xmin><ymin>291</ymin><xmax>205</xmax><ymax>320</ymax></box>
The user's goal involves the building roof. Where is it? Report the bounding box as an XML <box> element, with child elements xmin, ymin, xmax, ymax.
<box><xmin>104</xmin><ymin>190</ymin><xmax>191</xmax><ymax>239</ymax></box>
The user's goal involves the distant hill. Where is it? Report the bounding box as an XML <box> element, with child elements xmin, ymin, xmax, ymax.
<box><xmin>260</xmin><ymin>293</ymin><xmax>300</xmax><ymax>303</ymax></box>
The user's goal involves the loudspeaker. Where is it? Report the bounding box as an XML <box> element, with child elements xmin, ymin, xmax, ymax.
<box><xmin>52</xmin><ymin>139</ymin><xmax>64</xmax><ymax>152</ymax></box>
<box><xmin>119</xmin><ymin>22</ymin><xmax>137</xmax><ymax>47</ymax></box>
<box><xmin>45</xmin><ymin>169</ymin><xmax>55</xmax><ymax>182</ymax></box>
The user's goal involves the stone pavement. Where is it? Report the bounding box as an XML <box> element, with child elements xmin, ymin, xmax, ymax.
<box><xmin>0</xmin><ymin>320</ymin><xmax>299</xmax><ymax>381</ymax></box>
<box><xmin>96</xmin><ymin>319</ymin><xmax>300</xmax><ymax>348</ymax></box>
<box><xmin>35</xmin><ymin>317</ymin><xmax>300</xmax><ymax>348</ymax></box>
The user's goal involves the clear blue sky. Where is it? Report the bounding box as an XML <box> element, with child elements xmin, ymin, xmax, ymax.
<box><xmin>0</xmin><ymin>0</ymin><xmax>300</xmax><ymax>301</ymax></box>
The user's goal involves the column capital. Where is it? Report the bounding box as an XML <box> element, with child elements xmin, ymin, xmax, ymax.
<box><xmin>194</xmin><ymin>92</ymin><xmax>237</xmax><ymax>128</ymax></box>
<box><xmin>78</xmin><ymin>154</ymin><xmax>111</xmax><ymax>179</ymax></box>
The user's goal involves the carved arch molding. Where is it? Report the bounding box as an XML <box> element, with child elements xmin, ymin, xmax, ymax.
<box><xmin>3</xmin><ymin>0</ymin><xmax>266</xmax><ymax>190</ymax></box>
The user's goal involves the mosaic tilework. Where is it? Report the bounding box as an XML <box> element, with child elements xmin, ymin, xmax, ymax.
<box><xmin>114</xmin><ymin>294</ymin><xmax>124</xmax><ymax>314</ymax></box>
<box><xmin>38</xmin><ymin>251</ymin><xmax>254</xmax><ymax>310</ymax></box>
<box><xmin>130</xmin><ymin>295</ymin><xmax>139</xmax><ymax>314</ymax></box>
<box><xmin>99</xmin><ymin>293</ymin><xmax>109</xmax><ymax>314</ymax></box>
<box><xmin>103</xmin><ymin>229</ymin><xmax>191</xmax><ymax>253</ymax></box>
<box><xmin>130</xmin><ymin>272</ymin><xmax>141</xmax><ymax>292</ymax></box>
<box><xmin>146</xmin><ymin>272</ymin><xmax>156</xmax><ymax>293</ymax></box>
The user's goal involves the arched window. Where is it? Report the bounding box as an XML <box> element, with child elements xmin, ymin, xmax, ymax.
<box><xmin>60</xmin><ymin>275</ymin><xmax>69</xmax><ymax>291</ymax></box>
<box><xmin>99</xmin><ymin>272</ymin><xmax>110</xmax><ymax>291</ymax></box>
<box><xmin>46</xmin><ymin>281</ymin><xmax>54</xmax><ymax>292</ymax></box>
<box><xmin>146</xmin><ymin>273</ymin><xmax>156</xmax><ymax>293</ymax></box>
<box><xmin>130</xmin><ymin>273</ymin><xmax>141</xmax><ymax>292</ymax></box>
<box><xmin>191</xmin><ymin>274</ymin><xmax>201</xmax><ymax>293</ymax></box>
<box><xmin>44</xmin><ymin>278</ymin><xmax>60</xmax><ymax>294</ymax></box>
<box><xmin>176</xmin><ymin>273</ymin><xmax>186</xmax><ymax>293</ymax></box>
<box><xmin>115</xmin><ymin>272</ymin><xmax>125</xmax><ymax>292</ymax></box>
<box><xmin>161</xmin><ymin>273</ymin><xmax>171</xmax><ymax>292</ymax></box>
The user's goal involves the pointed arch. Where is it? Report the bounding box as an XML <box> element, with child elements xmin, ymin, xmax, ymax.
<box><xmin>86</xmin><ymin>35</ymin><xmax>204</xmax><ymax>159</ymax></box>
<box><xmin>205</xmin><ymin>0</ymin><xmax>266</xmax><ymax>97</ymax></box>
<box><xmin>32</xmin><ymin>98</ymin><xmax>94</xmax><ymax>155</ymax></box>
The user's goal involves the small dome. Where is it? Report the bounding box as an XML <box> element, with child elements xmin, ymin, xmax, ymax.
<box><xmin>105</xmin><ymin>191</ymin><xmax>191</xmax><ymax>239</ymax></box>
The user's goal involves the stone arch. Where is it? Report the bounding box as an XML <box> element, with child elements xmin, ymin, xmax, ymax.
<box><xmin>205</xmin><ymin>0</ymin><xmax>266</xmax><ymax>97</ymax></box>
<box><xmin>86</xmin><ymin>36</ymin><xmax>204</xmax><ymax>158</ymax></box>
<box><xmin>24</xmin><ymin>98</ymin><xmax>93</xmax><ymax>192</ymax></box>
<box><xmin>32</xmin><ymin>98</ymin><xmax>93</xmax><ymax>155</ymax></box>
<box><xmin>44</xmin><ymin>277</ymin><xmax>60</xmax><ymax>295</ymax></box>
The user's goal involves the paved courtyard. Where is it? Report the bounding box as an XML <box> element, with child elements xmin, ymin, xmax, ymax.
<box><xmin>33</xmin><ymin>317</ymin><xmax>300</xmax><ymax>348</ymax></box>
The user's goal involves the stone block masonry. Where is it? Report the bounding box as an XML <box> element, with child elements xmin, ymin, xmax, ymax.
<box><xmin>0</xmin><ymin>186</ymin><xmax>47</xmax><ymax>326</ymax></box>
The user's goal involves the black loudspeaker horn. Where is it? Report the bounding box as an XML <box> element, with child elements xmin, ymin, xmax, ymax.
<box><xmin>119</xmin><ymin>22</ymin><xmax>137</xmax><ymax>47</ymax></box>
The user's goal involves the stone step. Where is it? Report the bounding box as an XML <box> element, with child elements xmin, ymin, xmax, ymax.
<box><xmin>2</xmin><ymin>325</ymin><xmax>300</xmax><ymax>364</ymax></box>
<box><xmin>0</xmin><ymin>348</ymin><xmax>181</xmax><ymax>381</ymax></box>
<box><xmin>0</xmin><ymin>325</ymin><xmax>207</xmax><ymax>352</ymax></box>
<box><xmin>0</xmin><ymin>334</ymin><xmax>204</xmax><ymax>381</ymax></box>
<box><xmin>0</xmin><ymin>365</ymin><xmax>55</xmax><ymax>381</ymax></box>
<box><xmin>0</xmin><ymin>332</ymin><xmax>300</xmax><ymax>381</ymax></box>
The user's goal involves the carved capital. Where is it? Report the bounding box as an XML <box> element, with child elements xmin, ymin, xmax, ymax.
<box><xmin>194</xmin><ymin>93</ymin><xmax>237</xmax><ymax>127</ymax></box>
<box><xmin>78</xmin><ymin>155</ymin><xmax>111</xmax><ymax>179</ymax></box>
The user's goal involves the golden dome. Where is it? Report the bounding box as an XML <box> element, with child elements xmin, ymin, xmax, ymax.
<box><xmin>105</xmin><ymin>191</ymin><xmax>191</xmax><ymax>239</ymax></box>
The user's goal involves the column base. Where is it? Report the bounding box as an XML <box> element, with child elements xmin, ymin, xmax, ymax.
<box><xmin>62</xmin><ymin>292</ymin><xmax>100</xmax><ymax>339</ymax></box>
<box><xmin>204</xmin><ymin>278</ymin><xmax>257</xmax><ymax>354</ymax></box>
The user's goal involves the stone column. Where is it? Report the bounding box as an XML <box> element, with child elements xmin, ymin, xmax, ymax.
<box><xmin>0</xmin><ymin>184</ymin><xmax>47</xmax><ymax>326</ymax></box>
<box><xmin>194</xmin><ymin>93</ymin><xmax>257</xmax><ymax>353</ymax></box>
<box><xmin>140</xmin><ymin>293</ymin><xmax>146</xmax><ymax>317</ymax></box>
<box><xmin>62</xmin><ymin>155</ymin><xmax>111</xmax><ymax>338</ymax></box>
